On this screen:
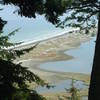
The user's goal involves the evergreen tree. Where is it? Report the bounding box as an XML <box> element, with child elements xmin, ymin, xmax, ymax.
<box><xmin>1</xmin><ymin>0</ymin><xmax>100</xmax><ymax>99</ymax></box>
<box><xmin>0</xmin><ymin>20</ymin><xmax>47</xmax><ymax>100</ymax></box>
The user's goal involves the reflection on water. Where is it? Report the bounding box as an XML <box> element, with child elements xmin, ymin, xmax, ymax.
<box><xmin>39</xmin><ymin>37</ymin><xmax>96</xmax><ymax>74</ymax></box>
<box><xmin>36</xmin><ymin>79</ymin><xmax>88</xmax><ymax>93</ymax></box>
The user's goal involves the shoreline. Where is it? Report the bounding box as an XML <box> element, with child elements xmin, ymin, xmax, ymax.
<box><xmin>38</xmin><ymin>37</ymin><xmax>95</xmax><ymax>74</ymax></box>
<box><xmin>22</xmin><ymin>59</ymin><xmax>90</xmax><ymax>84</ymax></box>
<box><xmin>9</xmin><ymin>28</ymin><xmax>80</xmax><ymax>50</ymax></box>
<box><xmin>15</xmin><ymin>31</ymin><xmax>92</xmax><ymax>61</ymax></box>
<box><xmin>14</xmin><ymin>30</ymin><xmax>96</xmax><ymax>99</ymax></box>
<box><xmin>18</xmin><ymin>31</ymin><xmax>92</xmax><ymax>84</ymax></box>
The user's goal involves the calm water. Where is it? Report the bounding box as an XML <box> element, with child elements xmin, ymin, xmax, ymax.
<box><xmin>36</xmin><ymin>79</ymin><xmax>88</xmax><ymax>93</ymax></box>
<box><xmin>36</xmin><ymin>38</ymin><xmax>95</xmax><ymax>93</ymax></box>
<box><xmin>39</xmin><ymin>37</ymin><xmax>96</xmax><ymax>74</ymax></box>
<box><xmin>0</xmin><ymin>4</ymin><xmax>71</xmax><ymax>42</ymax></box>
<box><xmin>1</xmin><ymin>4</ymin><xmax>95</xmax><ymax>94</ymax></box>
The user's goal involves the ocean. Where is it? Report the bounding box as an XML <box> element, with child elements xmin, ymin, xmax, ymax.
<box><xmin>0</xmin><ymin>4</ymin><xmax>73</xmax><ymax>43</ymax></box>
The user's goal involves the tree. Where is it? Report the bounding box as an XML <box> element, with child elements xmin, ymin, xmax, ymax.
<box><xmin>0</xmin><ymin>16</ymin><xmax>47</xmax><ymax>100</ymax></box>
<box><xmin>58</xmin><ymin>79</ymin><xmax>80</xmax><ymax>100</ymax></box>
<box><xmin>66</xmin><ymin>79</ymin><xmax>80</xmax><ymax>100</ymax></box>
<box><xmin>56</xmin><ymin>1</ymin><xmax>100</xmax><ymax>100</ymax></box>
<box><xmin>3</xmin><ymin>0</ymin><xmax>69</xmax><ymax>24</ymax></box>
<box><xmin>0</xmin><ymin>17</ymin><xmax>6</xmax><ymax>31</ymax></box>
<box><xmin>1</xmin><ymin>0</ymin><xmax>100</xmax><ymax>99</ymax></box>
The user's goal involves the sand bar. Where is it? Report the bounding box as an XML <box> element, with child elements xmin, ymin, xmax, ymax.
<box><xmin>14</xmin><ymin>28</ymin><xmax>96</xmax><ymax>99</ymax></box>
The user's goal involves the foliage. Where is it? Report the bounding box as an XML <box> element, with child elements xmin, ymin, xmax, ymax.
<box><xmin>12</xmin><ymin>90</ymin><xmax>46</xmax><ymax>100</ymax></box>
<box><xmin>0</xmin><ymin>28</ymin><xmax>47</xmax><ymax>100</ymax></box>
<box><xmin>0</xmin><ymin>17</ymin><xmax>7</xmax><ymax>31</ymax></box>
<box><xmin>58</xmin><ymin>79</ymin><xmax>80</xmax><ymax>100</ymax></box>
<box><xmin>2</xmin><ymin>0</ymin><xmax>99</xmax><ymax>31</ymax></box>
<box><xmin>66</xmin><ymin>79</ymin><xmax>80</xmax><ymax>100</ymax></box>
<box><xmin>2</xmin><ymin>0</ymin><xmax>70</xmax><ymax>24</ymax></box>
<box><xmin>0</xmin><ymin>0</ymin><xmax>100</xmax><ymax>100</ymax></box>
<box><xmin>56</xmin><ymin>0</ymin><xmax>99</xmax><ymax>33</ymax></box>
<box><xmin>0</xmin><ymin>59</ymin><xmax>46</xmax><ymax>100</ymax></box>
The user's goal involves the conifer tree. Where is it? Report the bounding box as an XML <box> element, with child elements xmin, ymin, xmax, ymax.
<box><xmin>1</xmin><ymin>0</ymin><xmax>100</xmax><ymax>99</ymax></box>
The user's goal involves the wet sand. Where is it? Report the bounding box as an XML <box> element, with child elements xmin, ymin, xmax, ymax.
<box><xmin>14</xmin><ymin>29</ymin><xmax>96</xmax><ymax>99</ymax></box>
<box><xmin>15</xmin><ymin>31</ymin><xmax>91</xmax><ymax>84</ymax></box>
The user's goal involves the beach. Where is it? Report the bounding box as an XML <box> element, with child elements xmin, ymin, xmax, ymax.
<box><xmin>0</xmin><ymin>2</ymin><xmax>98</xmax><ymax>100</ymax></box>
<box><xmin>14</xmin><ymin>28</ymin><xmax>96</xmax><ymax>100</ymax></box>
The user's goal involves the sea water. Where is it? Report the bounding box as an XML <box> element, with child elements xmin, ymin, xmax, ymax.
<box><xmin>36</xmin><ymin>79</ymin><xmax>88</xmax><ymax>93</ymax></box>
<box><xmin>39</xmin><ymin>37</ymin><xmax>96</xmax><ymax>74</ymax></box>
<box><xmin>0</xmin><ymin>4</ymin><xmax>72</xmax><ymax>43</ymax></box>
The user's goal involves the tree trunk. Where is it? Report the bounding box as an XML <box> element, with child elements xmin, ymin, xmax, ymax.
<box><xmin>88</xmin><ymin>12</ymin><xmax>100</xmax><ymax>100</ymax></box>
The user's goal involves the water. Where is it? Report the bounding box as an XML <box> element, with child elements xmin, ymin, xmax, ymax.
<box><xmin>1</xmin><ymin>4</ymin><xmax>95</xmax><ymax>94</ymax></box>
<box><xmin>36</xmin><ymin>37</ymin><xmax>95</xmax><ymax>93</ymax></box>
<box><xmin>39</xmin><ymin>37</ymin><xmax>96</xmax><ymax>74</ymax></box>
<box><xmin>36</xmin><ymin>79</ymin><xmax>88</xmax><ymax>93</ymax></box>
<box><xmin>0</xmin><ymin>4</ymin><xmax>72</xmax><ymax>42</ymax></box>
